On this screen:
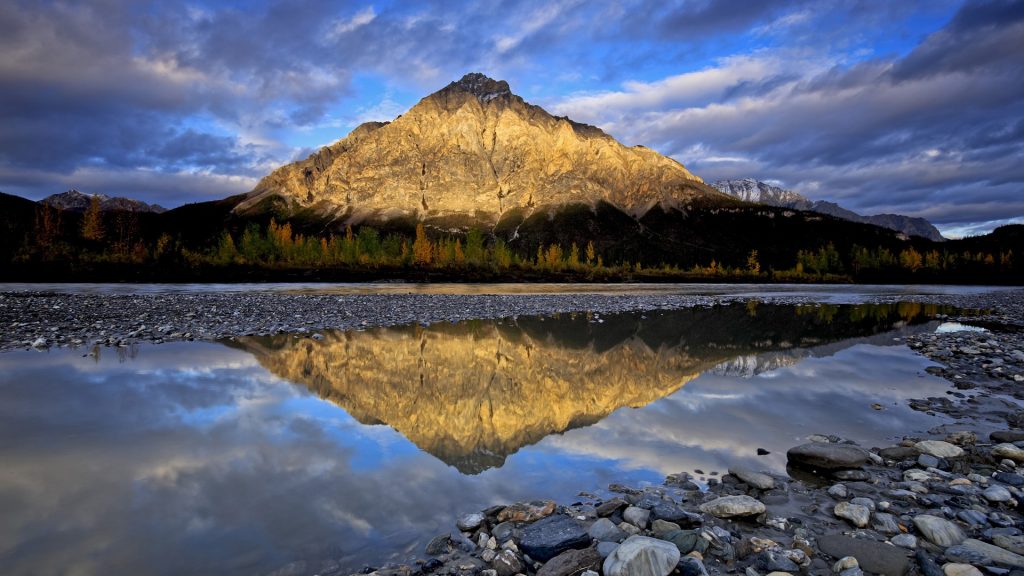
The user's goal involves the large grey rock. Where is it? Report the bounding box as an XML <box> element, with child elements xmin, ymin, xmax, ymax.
<box><xmin>818</xmin><ymin>535</ymin><xmax>911</xmax><ymax>576</ymax></box>
<box><xmin>914</xmin><ymin>515</ymin><xmax>967</xmax><ymax>547</ymax></box>
<box><xmin>942</xmin><ymin>564</ymin><xmax>982</xmax><ymax>576</ymax></box>
<box><xmin>983</xmin><ymin>485</ymin><xmax>1013</xmax><ymax>503</ymax></box>
<box><xmin>603</xmin><ymin>536</ymin><xmax>681</xmax><ymax>576</ymax></box>
<box><xmin>754</xmin><ymin>550</ymin><xmax>800</xmax><ymax>573</ymax></box>
<box><xmin>946</xmin><ymin>539</ymin><xmax>1024</xmax><ymax>568</ymax></box>
<box><xmin>623</xmin><ymin>506</ymin><xmax>650</xmax><ymax>528</ymax></box>
<box><xmin>536</xmin><ymin>547</ymin><xmax>603</xmax><ymax>576</ymax></box>
<box><xmin>729</xmin><ymin>467</ymin><xmax>776</xmax><ymax>490</ymax></box>
<box><xmin>835</xmin><ymin>502</ymin><xmax>871</xmax><ymax>528</ymax></box>
<box><xmin>992</xmin><ymin>443</ymin><xmax>1024</xmax><ymax>464</ymax></box>
<box><xmin>517</xmin><ymin>514</ymin><xmax>591</xmax><ymax>562</ymax></box>
<box><xmin>787</xmin><ymin>443</ymin><xmax>869</xmax><ymax>470</ymax></box>
<box><xmin>993</xmin><ymin>534</ymin><xmax>1024</xmax><ymax>555</ymax></box>
<box><xmin>699</xmin><ymin>495</ymin><xmax>765</xmax><ymax>518</ymax></box>
<box><xmin>915</xmin><ymin>441</ymin><xmax>964</xmax><ymax>459</ymax></box>
<box><xmin>589</xmin><ymin>518</ymin><xmax>627</xmax><ymax>543</ymax></box>
<box><xmin>991</xmin><ymin>431</ymin><xmax>1024</xmax><ymax>443</ymax></box>
<box><xmin>660</xmin><ymin>529</ymin><xmax>709</xmax><ymax>555</ymax></box>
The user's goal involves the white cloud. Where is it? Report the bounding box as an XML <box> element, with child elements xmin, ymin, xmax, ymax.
<box><xmin>325</xmin><ymin>6</ymin><xmax>377</xmax><ymax>41</ymax></box>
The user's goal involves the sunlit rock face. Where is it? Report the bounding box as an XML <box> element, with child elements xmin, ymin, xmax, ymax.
<box><xmin>236</xmin><ymin>73</ymin><xmax>723</xmax><ymax>225</ymax></box>
<box><xmin>229</xmin><ymin>303</ymin><xmax>954</xmax><ymax>474</ymax></box>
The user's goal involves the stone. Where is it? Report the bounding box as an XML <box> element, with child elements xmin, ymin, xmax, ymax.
<box><xmin>993</xmin><ymin>472</ymin><xmax>1024</xmax><ymax>487</ymax></box>
<box><xmin>729</xmin><ymin>467</ymin><xmax>776</xmax><ymax>490</ymax></box>
<box><xmin>678</xmin><ymin>556</ymin><xmax>710</xmax><ymax>576</ymax></box>
<box><xmin>499</xmin><ymin>500</ymin><xmax>557</xmax><ymax>523</ymax></box>
<box><xmin>491</xmin><ymin>550</ymin><xmax>523</xmax><ymax>576</ymax></box>
<box><xmin>873</xmin><ymin>512</ymin><xmax>901</xmax><ymax>534</ymax></box>
<box><xmin>880</xmin><ymin>446</ymin><xmax>921</xmax><ymax>460</ymax></box>
<box><xmin>992</xmin><ymin>444</ymin><xmax>1024</xmax><ymax>464</ymax></box>
<box><xmin>834</xmin><ymin>557</ymin><xmax>860</xmax><ymax>572</ymax></box>
<box><xmin>833</xmin><ymin>469</ymin><xmax>871</xmax><ymax>481</ymax></box>
<box><xmin>916</xmin><ymin>441</ymin><xmax>964</xmax><ymax>459</ymax></box>
<box><xmin>661</xmin><ymin>529</ymin><xmax>708</xmax><ymax>556</ymax></box>
<box><xmin>650</xmin><ymin>519</ymin><xmax>680</xmax><ymax>537</ymax></box>
<box><xmin>589</xmin><ymin>518</ymin><xmax>627</xmax><ymax>543</ymax></box>
<box><xmin>828</xmin><ymin>484</ymin><xmax>849</xmax><ymax>499</ymax></box>
<box><xmin>517</xmin><ymin>514</ymin><xmax>591</xmax><ymax>562</ymax></box>
<box><xmin>536</xmin><ymin>547</ymin><xmax>603</xmax><ymax>576</ymax></box>
<box><xmin>492</xmin><ymin>522</ymin><xmax>514</xmax><ymax>542</ymax></box>
<box><xmin>649</xmin><ymin>502</ymin><xmax>700</xmax><ymax>525</ymax></box>
<box><xmin>602</xmin><ymin>536</ymin><xmax>680</xmax><ymax>576</ymax></box>
<box><xmin>619</xmin><ymin>522</ymin><xmax>641</xmax><ymax>536</ymax></box>
<box><xmin>942</xmin><ymin>564</ymin><xmax>982</xmax><ymax>576</ymax></box>
<box><xmin>919</xmin><ymin>454</ymin><xmax>942</xmax><ymax>468</ymax></box>
<box><xmin>991</xmin><ymin>431</ymin><xmax>1024</xmax><ymax>443</ymax></box>
<box><xmin>456</xmin><ymin>512</ymin><xmax>485</xmax><ymax>531</ymax></box>
<box><xmin>947</xmin><ymin>539</ymin><xmax>1024</xmax><ymax>568</ymax></box>
<box><xmin>984</xmin><ymin>485</ymin><xmax>1013</xmax><ymax>503</ymax></box>
<box><xmin>891</xmin><ymin>534</ymin><xmax>918</xmax><ymax>549</ymax></box>
<box><xmin>787</xmin><ymin>443</ymin><xmax>869</xmax><ymax>470</ymax></box>
<box><xmin>914</xmin><ymin>515</ymin><xmax>966</xmax><ymax>547</ymax></box>
<box><xmin>425</xmin><ymin>534</ymin><xmax>450</xmax><ymax>555</ymax></box>
<box><xmin>993</xmin><ymin>534</ymin><xmax>1024</xmax><ymax>555</ymax></box>
<box><xmin>850</xmin><ymin>497</ymin><xmax>875</xmax><ymax>511</ymax></box>
<box><xmin>755</xmin><ymin>550</ymin><xmax>800</xmax><ymax>573</ymax></box>
<box><xmin>817</xmin><ymin>535</ymin><xmax>911</xmax><ymax>576</ymax></box>
<box><xmin>945</xmin><ymin>431</ymin><xmax>977</xmax><ymax>446</ymax></box>
<box><xmin>834</xmin><ymin>502</ymin><xmax>871</xmax><ymax>528</ymax></box>
<box><xmin>597</xmin><ymin>541</ymin><xmax>619</xmax><ymax>558</ymax></box>
<box><xmin>699</xmin><ymin>495</ymin><xmax>766</xmax><ymax>518</ymax></box>
<box><xmin>623</xmin><ymin>506</ymin><xmax>650</xmax><ymax>528</ymax></box>
<box><xmin>596</xmin><ymin>498</ymin><xmax>628</xmax><ymax>517</ymax></box>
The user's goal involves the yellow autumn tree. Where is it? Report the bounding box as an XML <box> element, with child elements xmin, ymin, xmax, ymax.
<box><xmin>81</xmin><ymin>195</ymin><xmax>104</xmax><ymax>241</ymax></box>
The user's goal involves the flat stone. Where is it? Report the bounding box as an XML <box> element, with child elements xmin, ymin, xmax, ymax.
<box><xmin>817</xmin><ymin>535</ymin><xmax>911</xmax><ymax>576</ymax></box>
<box><xmin>942</xmin><ymin>564</ymin><xmax>982</xmax><ymax>576</ymax></box>
<box><xmin>597</xmin><ymin>541</ymin><xmax>619</xmax><ymax>558</ymax></box>
<box><xmin>650</xmin><ymin>519</ymin><xmax>680</xmax><ymax>538</ymax></box>
<box><xmin>517</xmin><ymin>514</ymin><xmax>591</xmax><ymax>562</ymax></box>
<box><xmin>536</xmin><ymin>547</ymin><xmax>603</xmax><ymax>576</ymax></box>
<box><xmin>992</xmin><ymin>444</ymin><xmax>1024</xmax><ymax>464</ymax></box>
<box><xmin>660</xmin><ymin>529</ymin><xmax>708</xmax><ymax>556</ymax></box>
<box><xmin>828</xmin><ymin>484</ymin><xmax>849</xmax><ymax>498</ymax></box>
<box><xmin>499</xmin><ymin>500</ymin><xmax>557</xmax><ymax>523</ymax></box>
<box><xmin>991</xmin><ymin>431</ymin><xmax>1024</xmax><ymax>443</ymax></box>
<box><xmin>880</xmin><ymin>446</ymin><xmax>921</xmax><ymax>460</ymax></box>
<box><xmin>788</xmin><ymin>443</ymin><xmax>869</xmax><ymax>470</ymax></box>
<box><xmin>873</xmin><ymin>512</ymin><xmax>901</xmax><ymax>534</ymax></box>
<box><xmin>596</xmin><ymin>498</ymin><xmax>628</xmax><ymax>517</ymax></box>
<box><xmin>947</xmin><ymin>539</ymin><xmax>1024</xmax><ymax>568</ymax></box>
<box><xmin>891</xmin><ymin>534</ymin><xmax>918</xmax><ymax>549</ymax></box>
<box><xmin>984</xmin><ymin>485</ymin><xmax>1013</xmax><ymax>503</ymax></box>
<box><xmin>699</xmin><ymin>495</ymin><xmax>765</xmax><ymax>518</ymax></box>
<box><xmin>589</xmin><ymin>518</ymin><xmax>627</xmax><ymax>543</ymax></box>
<box><xmin>915</xmin><ymin>441</ymin><xmax>964</xmax><ymax>459</ymax></box>
<box><xmin>649</xmin><ymin>502</ymin><xmax>700</xmax><ymax>525</ymax></box>
<box><xmin>603</xmin><ymin>535</ymin><xmax>680</xmax><ymax>576</ymax></box>
<box><xmin>729</xmin><ymin>467</ymin><xmax>776</xmax><ymax>490</ymax></box>
<box><xmin>835</xmin><ymin>502</ymin><xmax>871</xmax><ymax>528</ymax></box>
<box><xmin>457</xmin><ymin>512</ymin><xmax>486</xmax><ymax>531</ymax></box>
<box><xmin>993</xmin><ymin>534</ymin><xmax>1024</xmax><ymax>555</ymax></box>
<box><xmin>754</xmin><ymin>550</ymin><xmax>800</xmax><ymax>573</ymax></box>
<box><xmin>914</xmin><ymin>515</ymin><xmax>967</xmax><ymax>547</ymax></box>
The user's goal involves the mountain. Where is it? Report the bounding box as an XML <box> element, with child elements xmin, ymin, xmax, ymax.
<box><xmin>41</xmin><ymin>189</ymin><xmax>167</xmax><ymax>214</ymax></box>
<box><xmin>236</xmin><ymin>72</ymin><xmax>729</xmax><ymax>225</ymax></box>
<box><xmin>712</xmin><ymin>178</ymin><xmax>944</xmax><ymax>241</ymax></box>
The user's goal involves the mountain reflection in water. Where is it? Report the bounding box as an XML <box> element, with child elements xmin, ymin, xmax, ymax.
<box><xmin>0</xmin><ymin>302</ymin><xmax>965</xmax><ymax>576</ymax></box>
<box><xmin>229</xmin><ymin>302</ymin><xmax>957</xmax><ymax>473</ymax></box>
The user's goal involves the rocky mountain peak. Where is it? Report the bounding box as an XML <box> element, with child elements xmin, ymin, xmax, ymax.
<box><xmin>447</xmin><ymin>72</ymin><xmax>512</xmax><ymax>102</ymax></box>
<box><xmin>41</xmin><ymin>189</ymin><xmax>166</xmax><ymax>213</ymax></box>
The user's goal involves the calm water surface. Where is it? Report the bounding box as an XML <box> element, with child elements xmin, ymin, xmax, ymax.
<box><xmin>0</xmin><ymin>303</ymin><xmax>971</xmax><ymax>575</ymax></box>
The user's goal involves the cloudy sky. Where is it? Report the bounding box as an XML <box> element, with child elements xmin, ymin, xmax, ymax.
<box><xmin>1</xmin><ymin>0</ymin><xmax>1021</xmax><ymax>237</ymax></box>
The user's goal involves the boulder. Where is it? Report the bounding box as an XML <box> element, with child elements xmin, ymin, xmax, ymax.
<box><xmin>588</xmin><ymin>518</ymin><xmax>627</xmax><ymax>543</ymax></box>
<box><xmin>517</xmin><ymin>514</ymin><xmax>591</xmax><ymax>562</ymax></box>
<box><xmin>946</xmin><ymin>539</ymin><xmax>1024</xmax><ymax>568</ymax></box>
<box><xmin>699</xmin><ymin>495</ymin><xmax>765</xmax><ymax>518</ymax></box>
<box><xmin>787</xmin><ymin>443</ymin><xmax>869</xmax><ymax>470</ymax></box>
<box><xmin>992</xmin><ymin>443</ymin><xmax>1024</xmax><ymax>464</ymax></box>
<box><xmin>499</xmin><ymin>500</ymin><xmax>557</xmax><ymax>523</ymax></box>
<box><xmin>913</xmin><ymin>515</ymin><xmax>966</xmax><ymax>548</ymax></box>
<box><xmin>603</xmin><ymin>536</ymin><xmax>680</xmax><ymax>576</ymax></box>
<box><xmin>457</xmin><ymin>512</ymin><xmax>486</xmax><ymax>532</ymax></box>
<box><xmin>536</xmin><ymin>547</ymin><xmax>603</xmax><ymax>576</ymax></box>
<box><xmin>835</xmin><ymin>502</ymin><xmax>871</xmax><ymax>528</ymax></box>
<box><xmin>492</xmin><ymin>550</ymin><xmax>524</xmax><ymax>576</ymax></box>
<box><xmin>729</xmin><ymin>467</ymin><xmax>776</xmax><ymax>490</ymax></box>
<box><xmin>915</xmin><ymin>441</ymin><xmax>964</xmax><ymax>459</ymax></box>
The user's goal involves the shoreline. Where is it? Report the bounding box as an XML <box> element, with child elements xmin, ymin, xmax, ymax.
<box><xmin>3</xmin><ymin>287</ymin><xmax>1024</xmax><ymax>576</ymax></box>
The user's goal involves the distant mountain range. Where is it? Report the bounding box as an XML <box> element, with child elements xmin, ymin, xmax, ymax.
<box><xmin>41</xmin><ymin>189</ymin><xmax>166</xmax><ymax>214</ymax></box>
<box><xmin>712</xmin><ymin>178</ymin><xmax>944</xmax><ymax>241</ymax></box>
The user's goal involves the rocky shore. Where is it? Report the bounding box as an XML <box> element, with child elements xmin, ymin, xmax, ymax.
<box><xmin>2</xmin><ymin>287</ymin><xmax>1023</xmax><ymax>576</ymax></box>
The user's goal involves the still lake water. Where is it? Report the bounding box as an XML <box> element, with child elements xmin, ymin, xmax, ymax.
<box><xmin>0</xmin><ymin>300</ymin><xmax>980</xmax><ymax>576</ymax></box>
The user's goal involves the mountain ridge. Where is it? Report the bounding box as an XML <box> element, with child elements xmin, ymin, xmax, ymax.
<box><xmin>712</xmin><ymin>178</ymin><xmax>944</xmax><ymax>241</ymax></box>
<box><xmin>235</xmin><ymin>72</ymin><xmax>728</xmax><ymax>225</ymax></box>
<box><xmin>41</xmin><ymin>189</ymin><xmax>167</xmax><ymax>214</ymax></box>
